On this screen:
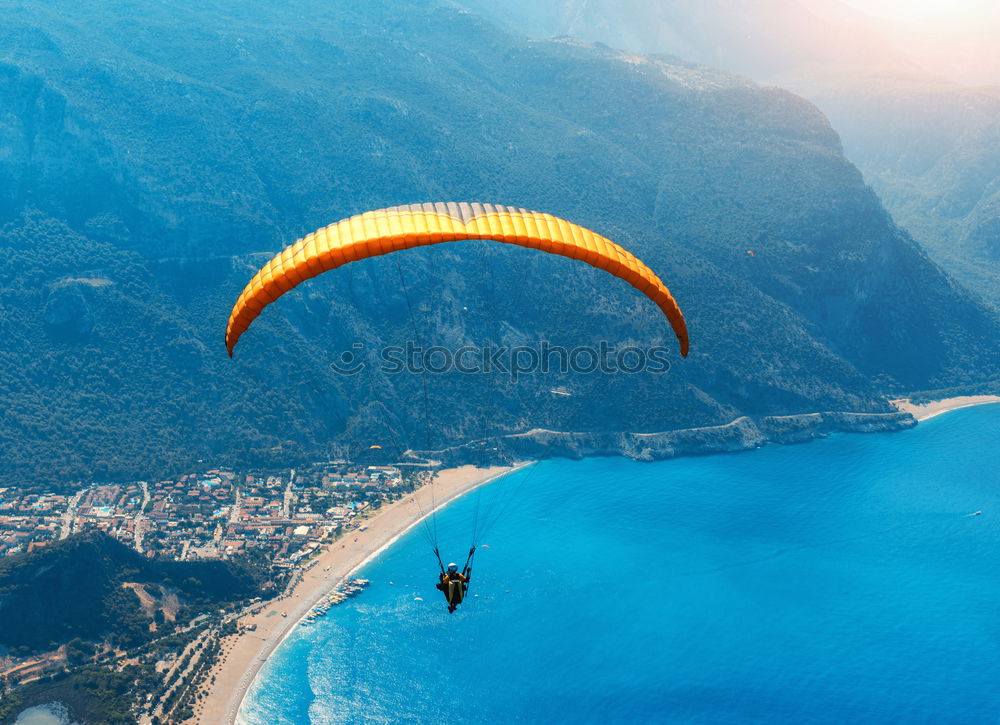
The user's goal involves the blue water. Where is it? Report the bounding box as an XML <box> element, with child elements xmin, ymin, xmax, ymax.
<box><xmin>240</xmin><ymin>404</ymin><xmax>1000</xmax><ymax>724</ymax></box>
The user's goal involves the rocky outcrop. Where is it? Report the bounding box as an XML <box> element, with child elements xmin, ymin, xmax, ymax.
<box><xmin>417</xmin><ymin>410</ymin><xmax>916</xmax><ymax>465</ymax></box>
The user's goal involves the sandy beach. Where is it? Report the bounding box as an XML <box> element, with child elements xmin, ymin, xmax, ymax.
<box><xmin>190</xmin><ymin>463</ymin><xmax>526</xmax><ymax>725</ymax></box>
<box><xmin>891</xmin><ymin>395</ymin><xmax>1000</xmax><ymax>421</ymax></box>
<box><xmin>179</xmin><ymin>394</ymin><xmax>1000</xmax><ymax>723</ymax></box>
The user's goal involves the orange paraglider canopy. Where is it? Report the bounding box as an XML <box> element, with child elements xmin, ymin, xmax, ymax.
<box><xmin>226</xmin><ymin>202</ymin><xmax>688</xmax><ymax>357</ymax></box>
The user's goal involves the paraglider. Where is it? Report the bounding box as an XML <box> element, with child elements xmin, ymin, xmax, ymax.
<box><xmin>437</xmin><ymin>561</ymin><xmax>471</xmax><ymax>614</ymax></box>
<box><xmin>226</xmin><ymin>202</ymin><xmax>692</xmax><ymax>614</ymax></box>
<box><xmin>369</xmin><ymin>445</ymin><xmax>382</xmax><ymax>450</ymax></box>
<box><xmin>225</xmin><ymin>202</ymin><xmax>688</xmax><ymax>358</ymax></box>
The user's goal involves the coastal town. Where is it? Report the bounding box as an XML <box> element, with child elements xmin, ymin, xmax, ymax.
<box><xmin>0</xmin><ymin>463</ymin><xmax>412</xmax><ymax>562</ymax></box>
<box><xmin>0</xmin><ymin>460</ymin><xmax>517</xmax><ymax>725</ymax></box>
<box><xmin>0</xmin><ymin>460</ymin><xmax>432</xmax><ymax>722</ymax></box>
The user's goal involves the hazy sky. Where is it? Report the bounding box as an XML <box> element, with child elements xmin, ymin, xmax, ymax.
<box><xmin>828</xmin><ymin>0</ymin><xmax>999</xmax><ymax>85</ymax></box>
<box><xmin>839</xmin><ymin>0</ymin><xmax>996</xmax><ymax>22</ymax></box>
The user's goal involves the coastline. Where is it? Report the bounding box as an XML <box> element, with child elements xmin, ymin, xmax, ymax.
<box><xmin>418</xmin><ymin>409</ymin><xmax>918</xmax><ymax>465</ymax></box>
<box><xmin>189</xmin><ymin>395</ymin><xmax>999</xmax><ymax>725</ymax></box>
<box><xmin>180</xmin><ymin>396</ymin><xmax>1000</xmax><ymax>725</ymax></box>
<box><xmin>417</xmin><ymin>396</ymin><xmax>1000</xmax><ymax>467</ymax></box>
<box><xmin>890</xmin><ymin>395</ymin><xmax>1000</xmax><ymax>421</ymax></box>
<box><xmin>193</xmin><ymin>462</ymin><xmax>529</xmax><ymax>725</ymax></box>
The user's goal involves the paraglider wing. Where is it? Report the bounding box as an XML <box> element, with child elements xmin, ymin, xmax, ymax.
<box><xmin>226</xmin><ymin>203</ymin><xmax>688</xmax><ymax>356</ymax></box>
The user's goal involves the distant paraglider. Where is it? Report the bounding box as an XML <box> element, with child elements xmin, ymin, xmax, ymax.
<box><xmin>225</xmin><ymin>202</ymin><xmax>688</xmax><ymax>358</ymax></box>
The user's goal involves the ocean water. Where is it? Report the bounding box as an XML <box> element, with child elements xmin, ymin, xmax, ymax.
<box><xmin>13</xmin><ymin>704</ymin><xmax>72</xmax><ymax>725</ymax></box>
<box><xmin>240</xmin><ymin>404</ymin><xmax>1000</xmax><ymax>724</ymax></box>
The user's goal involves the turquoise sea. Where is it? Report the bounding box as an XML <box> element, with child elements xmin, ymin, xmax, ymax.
<box><xmin>239</xmin><ymin>404</ymin><xmax>1000</xmax><ymax>724</ymax></box>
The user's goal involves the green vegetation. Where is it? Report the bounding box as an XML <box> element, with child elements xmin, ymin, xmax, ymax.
<box><xmin>0</xmin><ymin>533</ymin><xmax>273</xmax><ymax>721</ymax></box>
<box><xmin>458</xmin><ymin>1</ymin><xmax>1000</xmax><ymax>310</ymax></box>
<box><xmin>0</xmin><ymin>665</ymin><xmax>153</xmax><ymax>725</ymax></box>
<box><xmin>815</xmin><ymin>78</ymin><xmax>1000</xmax><ymax>309</ymax></box>
<box><xmin>0</xmin><ymin>532</ymin><xmax>270</xmax><ymax>656</ymax></box>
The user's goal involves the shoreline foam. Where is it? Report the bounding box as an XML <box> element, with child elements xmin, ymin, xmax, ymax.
<box><xmin>193</xmin><ymin>462</ymin><xmax>529</xmax><ymax>725</ymax></box>
<box><xmin>195</xmin><ymin>395</ymin><xmax>1000</xmax><ymax>724</ymax></box>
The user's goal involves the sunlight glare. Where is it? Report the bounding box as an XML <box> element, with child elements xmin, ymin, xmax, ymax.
<box><xmin>838</xmin><ymin>0</ymin><xmax>992</xmax><ymax>22</ymax></box>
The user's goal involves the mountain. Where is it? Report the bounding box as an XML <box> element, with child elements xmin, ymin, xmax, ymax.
<box><xmin>0</xmin><ymin>0</ymin><xmax>998</xmax><ymax>484</ymax></box>
<box><xmin>457</xmin><ymin>0</ymin><xmax>921</xmax><ymax>80</ymax></box>
<box><xmin>801</xmin><ymin>76</ymin><xmax>1000</xmax><ymax>306</ymax></box>
<box><xmin>0</xmin><ymin>532</ymin><xmax>267</xmax><ymax>724</ymax></box>
<box><xmin>458</xmin><ymin>0</ymin><xmax>1000</xmax><ymax>308</ymax></box>
<box><xmin>458</xmin><ymin>0</ymin><xmax>1000</xmax><ymax>87</ymax></box>
<box><xmin>0</xmin><ymin>532</ymin><xmax>268</xmax><ymax>656</ymax></box>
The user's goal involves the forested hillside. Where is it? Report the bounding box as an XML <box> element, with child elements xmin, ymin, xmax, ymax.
<box><xmin>805</xmin><ymin>77</ymin><xmax>1000</xmax><ymax>306</ymax></box>
<box><xmin>0</xmin><ymin>532</ymin><xmax>271</xmax><ymax>655</ymax></box>
<box><xmin>0</xmin><ymin>0</ymin><xmax>998</xmax><ymax>484</ymax></box>
<box><xmin>460</xmin><ymin>0</ymin><xmax>1000</xmax><ymax>307</ymax></box>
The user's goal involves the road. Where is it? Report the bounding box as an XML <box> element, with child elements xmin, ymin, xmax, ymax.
<box><xmin>142</xmin><ymin>628</ymin><xmax>212</xmax><ymax>724</ymax></box>
<box><xmin>59</xmin><ymin>490</ymin><xmax>84</xmax><ymax>539</ymax></box>
<box><xmin>281</xmin><ymin>468</ymin><xmax>296</xmax><ymax>518</ymax></box>
<box><xmin>134</xmin><ymin>481</ymin><xmax>151</xmax><ymax>553</ymax></box>
<box><xmin>230</xmin><ymin>486</ymin><xmax>241</xmax><ymax>525</ymax></box>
